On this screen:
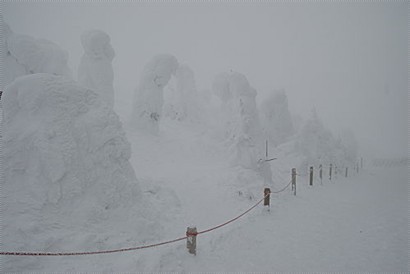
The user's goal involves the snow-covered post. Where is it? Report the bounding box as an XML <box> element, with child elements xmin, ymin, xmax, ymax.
<box><xmin>131</xmin><ymin>54</ymin><xmax>178</xmax><ymax>134</ymax></box>
<box><xmin>186</xmin><ymin>227</ymin><xmax>197</xmax><ymax>255</ymax></box>
<box><xmin>309</xmin><ymin>166</ymin><xmax>313</xmax><ymax>186</ymax></box>
<box><xmin>264</xmin><ymin>188</ymin><xmax>271</xmax><ymax>207</ymax></box>
<box><xmin>291</xmin><ymin>168</ymin><xmax>296</xmax><ymax>196</ymax></box>
<box><xmin>78</xmin><ymin>30</ymin><xmax>115</xmax><ymax>108</ymax></box>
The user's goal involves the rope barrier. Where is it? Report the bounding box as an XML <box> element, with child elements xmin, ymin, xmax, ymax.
<box><xmin>0</xmin><ymin>236</ymin><xmax>189</xmax><ymax>256</ymax></box>
<box><xmin>271</xmin><ymin>179</ymin><xmax>292</xmax><ymax>194</ymax></box>
<box><xmin>197</xmin><ymin>194</ymin><xmax>268</xmax><ymax>236</ymax></box>
<box><xmin>1</xmin><ymin>159</ymin><xmax>359</xmax><ymax>257</ymax></box>
<box><xmin>0</xmin><ymin>193</ymin><xmax>270</xmax><ymax>256</ymax></box>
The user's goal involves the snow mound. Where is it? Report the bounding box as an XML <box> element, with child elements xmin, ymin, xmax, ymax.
<box><xmin>2</xmin><ymin>74</ymin><xmax>158</xmax><ymax>265</ymax></box>
<box><xmin>78</xmin><ymin>29</ymin><xmax>115</xmax><ymax>108</ymax></box>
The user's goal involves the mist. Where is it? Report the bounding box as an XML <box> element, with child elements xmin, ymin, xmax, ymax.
<box><xmin>2</xmin><ymin>1</ymin><xmax>407</xmax><ymax>158</ymax></box>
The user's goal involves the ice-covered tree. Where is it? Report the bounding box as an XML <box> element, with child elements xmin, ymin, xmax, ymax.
<box><xmin>2</xmin><ymin>20</ymin><xmax>71</xmax><ymax>87</ymax></box>
<box><xmin>2</xmin><ymin>73</ymin><xmax>146</xmax><ymax>259</ymax></box>
<box><xmin>212</xmin><ymin>71</ymin><xmax>272</xmax><ymax>184</ymax></box>
<box><xmin>296</xmin><ymin>108</ymin><xmax>349</xmax><ymax>169</ymax></box>
<box><xmin>131</xmin><ymin>54</ymin><xmax>179</xmax><ymax>134</ymax></box>
<box><xmin>78</xmin><ymin>29</ymin><xmax>115</xmax><ymax>108</ymax></box>
<box><xmin>260</xmin><ymin>89</ymin><xmax>294</xmax><ymax>147</ymax></box>
<box><xmin>163</xmin><ymin>64</ymin><xmax>201</xmax><ymax>122</ymax></box>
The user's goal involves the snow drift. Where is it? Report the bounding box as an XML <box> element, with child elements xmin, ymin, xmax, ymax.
<box><xmin>78</xmin><ymin>29</ymin><xmax>115</xmax><ymax>108</ymax></box>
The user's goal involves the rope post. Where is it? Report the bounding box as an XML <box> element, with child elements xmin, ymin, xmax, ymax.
<box><xmin>264</xmin><ymin>188</ymin><xmax>271</xmax><ymax>210</ymax></box>
<box><xmin>329</xmin><ymin>164</ymin><xmax>333</xmax><ymax>181</ymax></box>
<box><xmin>291</xmin><ymin>168</ymin><xmax>296</xmax><ymax>196</ymax></box>
<box><xmin>309</xmin><ymin>166</ymin><xmax>313</xmax><ymax>186</ymax></box>
<box><xmin>319</xmin><ymin>164</ymin><xmax>323</xmax><ymax>185</ymax></box>
<box><xmin>345</xmin><ymin>167</ymin><xmax>348</xmax><ymax>178</ymax></box>
<box><xmin>186</xmin><ymin>227</ymin><xmax>197</xmax><ymax>255</ymax></box>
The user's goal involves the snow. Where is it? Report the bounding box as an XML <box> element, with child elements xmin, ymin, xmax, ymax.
<box><xmin>163</xmin><ymin>64</ymin><xmax>202</xmax><ymax>122</ymax></box>
<box><xmin>1</xmin><ymin>20</ymin><xmax>406</xmax><ymax>272</ymax></box>
<box><xmin>260</xmin><ymin>89</ymin><xmax>294</xmax><ymax>147</ymax></box>
<box><xmin>1</xmin><ymin>74</ymin><xmax>167</xmax><ymax>272</ymax></box>
<box><xmin>78</xmin><ymin>30</ymin><xmax>115</xmax><ymax>108</ymax></box>
<box><xmin>2</xmin><ymin>21</ymin><xmax>72</xmax><ymax>88</ymax></box>
<box><xmin>130</xmin><ymin>54</ymin><xmax>179</xmax><ymax>134</ymax></box>
<box><xmin>3</xmin><ymin>112</ymin><xmax>406</xmax><ymax>271</ymax></box>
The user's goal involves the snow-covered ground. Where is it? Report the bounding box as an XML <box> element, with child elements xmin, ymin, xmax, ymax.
<box><xmin>2</xmin><ymin>115</ymin><xmax>407</xmax><ymax>272</ymax></box>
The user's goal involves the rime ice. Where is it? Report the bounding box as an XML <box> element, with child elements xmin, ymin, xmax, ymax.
<box><xmin>131</xmin><ymin>54</ymin><xmax>179</xmax><ymax>134</ymax></box>
<box><xmin>78</xmin><ymin>30</ymin><xmax>115</xmax><ymax>108</ymax></box>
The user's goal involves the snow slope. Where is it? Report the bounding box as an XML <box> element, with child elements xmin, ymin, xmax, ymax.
<box><xmin>2</xmin><ymin>111</ymin><xmax>407</xmax><ymax>272</ymax></box>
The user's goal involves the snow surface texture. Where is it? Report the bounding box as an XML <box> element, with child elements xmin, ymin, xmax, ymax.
<box><xmin>2</xmin><ymin>20</ymin><xmax>71</xmax><ymax>89</ymax></box>
<box><xmin>212</xmin><ymin>71</ymin><xmax>271</xmax><ymax>184</ymax></box>
<box><xmin>78</xmin><ymin>30</ymin><xmax>115</xmax><ymax>108</ymax></box>
<box><xmin>2</xmin><ymin>74</ymin><xmax>167</xmax><ymax>272</ymax></box>
<box><xmin>131</xmin><ymin>54</ymin><xmax>179</xmax><ymax>134</ymax></box>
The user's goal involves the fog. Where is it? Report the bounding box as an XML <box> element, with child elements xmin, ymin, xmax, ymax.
<box><xmin>2</xmin><ymin>1</ymin><xmax>407</xmax><ymax>158</ymax></box>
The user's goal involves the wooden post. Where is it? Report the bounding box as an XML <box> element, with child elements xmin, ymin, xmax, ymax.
<box><xmin>264</xmin><ymin>188</ymin><xmax>271</xmax><ymax>207</ymax></box>
<box><xmin>186</xmin><ymin>227</ymin><xmax>197</xmax><ymax>255</ymax></box>
<box><xmin>309</xmin><ymin>166</ymin><xmax>313</xmax><ymax>186</ymax></box>
<box><xmin>291</xmin><ymin>168</ymin><xmax>296</xmax><ymax>196</ymax></box>
<box><xmin>345</xmin><ymin>167</ymin><xmax>348</xmax><ymax>178</ymax></box>
<box><xmin>319</xmin><ymin>164</ymin><xmax>323</xmax><ymax>185</ymax></box>
<box><xmin>329</xmin><ymin>164</ymin><xmax>333</xmax><ymax>181</ymax></box>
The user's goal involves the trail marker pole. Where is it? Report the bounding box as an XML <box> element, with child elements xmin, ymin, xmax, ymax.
<box><xmin>264</xmin><ymin>188</ymin><xmax>271</xmax><ymax>207</ymax></box>
<box><xmin>345</xmin><ymin>167</ymin><xmax>348</xmax><ymax>178</ymax></box>
<box><xmin>291</xmin><ymin>168</ymin><xmax>296</xmax><ymax>196</ymax></box>
<box><xmin>309</xmin><ymin>166</ymin><xmax>313</xmax><ymax>186</ymax></box>
<box><xmin>361</xmin><ymin>157</ymin><xmax>363</xmax><ymax>169</ymax></box>
<box><xmin>319</xmin><ymin>164</ymin><xmax>323</xmax><ymax>185</ymax></box>
<box><xmin>186</xmin><ymin>227</ymin><xmax>197</xmax><ymax>255</ymax></box>
<box><xmin>329</xmin><ymin>164</ymin><xmax>333</xmax><ymax>181</ymax></box>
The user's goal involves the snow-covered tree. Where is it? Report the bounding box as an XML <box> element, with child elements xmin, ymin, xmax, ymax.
<box><xmin>260</xmin><ymin>89</ymin><xmax>294</xmax><ymax>147</ymax></box>
<box><xmin>131</xmin><ymin>54</ymin><xmax>179</xmax><ymax>134</ymax></box>
<box><xmin>78</xmin><ymin>29</ymin><xmax>115</xmax><ymax>108</ymax></box>
<box><xmin>163</xmin><ymin>64</ymin><xmax>201</xmax><ymax>122</ymax></box>
<box><xmin>212</xmin><ymin>71</ymin><xmax>272</xmax><ymax>184</ymax></box>
<box><xmin>2</xmin><ymin>74</ymin><xmax>148</xmax><ymax>260</ymax></box>
<box><xmin>2</xmin><ymin>19</ymin><xmax>71</xmax><ymax>87</ymax></box>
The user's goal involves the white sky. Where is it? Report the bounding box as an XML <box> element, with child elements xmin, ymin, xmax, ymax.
<box><xmin>2</xmin><ymin>1</ymin><xmax>408</xmax><ymax>158</ymax></box>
